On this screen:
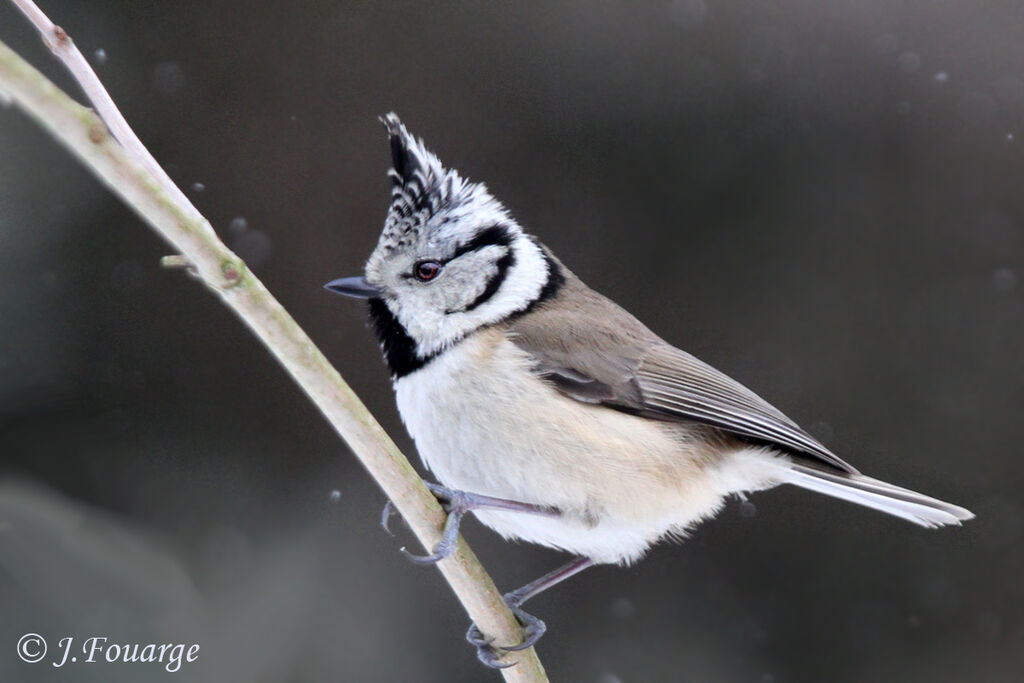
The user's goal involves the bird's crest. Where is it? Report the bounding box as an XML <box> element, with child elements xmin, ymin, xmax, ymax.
<box><xmin>377</xmin><ymin>113</ymin><xmax>507</xmax><ymax>251</ymax></box>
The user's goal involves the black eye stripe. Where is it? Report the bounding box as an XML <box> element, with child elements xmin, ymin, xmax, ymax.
<box><xmin>445</xmin><ymin>225</ymin><xmax>513</xmax><ymax>263</ymax></box>
<box><xmin>460</xmin><ymin>248</ymin><xmax>516</xmax><ymax>312</ymax></box>
<box><xmin>400</xmin><ymin>225</ymin><xmax>513</xmax><ymax>278</ymax></box>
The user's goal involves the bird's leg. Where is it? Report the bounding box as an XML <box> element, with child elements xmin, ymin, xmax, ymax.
<box><xmin>381</xmin><ymin>482</ymin><xmax>560</xmax><ymax>564</ymax></box>
<box><xmin>467</xmin><ymin>557</ymin><xmax>595</xmax><ymax>669</ymax></box>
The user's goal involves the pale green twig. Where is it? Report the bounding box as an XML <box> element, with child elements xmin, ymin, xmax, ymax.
<box><xmin>0</xmin><ymin>18</ymin><xmax>547</xmax><ymax>683</ymax></box>
<box><xmin>10</xmin><ymin>0</ymin><xmax>200</xmax><ymax>228</ymax></box>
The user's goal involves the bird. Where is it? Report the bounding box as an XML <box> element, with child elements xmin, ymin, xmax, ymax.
<box><xmin>325</xmin><ymin>113</ymin><xmax>974</xmax><ymax>667</ymax></box>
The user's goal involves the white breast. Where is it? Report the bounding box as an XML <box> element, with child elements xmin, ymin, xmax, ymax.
<box><xmin>393</xmin><ymin>329</ymin><xmax>785</xmax><ymax>564</ymax></box>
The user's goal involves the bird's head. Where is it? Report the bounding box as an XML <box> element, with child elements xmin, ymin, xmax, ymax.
<box><xmin>326</xmin><ymin>114</ymin><xmax>559</xmax><ymax>376</ymax></box>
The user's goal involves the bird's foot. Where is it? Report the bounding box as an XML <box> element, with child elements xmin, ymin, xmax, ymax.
<box><xmin>381</xmin><ymin>482</ymin><xmax>559</xmax><ymax>564</ymax></box>
<box><xmin>465</xmin><ymin>596</ymin><xmax>547</xmax><ymax>669</ymax></box>
<box><xmin>460</xmin><ymin>557</ymin><xmax>594</xmax><ymax>668</ymax></box>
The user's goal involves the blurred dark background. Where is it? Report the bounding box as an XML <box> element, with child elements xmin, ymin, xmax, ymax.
<box><xmin>1</xmin><ymin>1</ymin><xmax>1021</xmax><ymax>681</ymax></box>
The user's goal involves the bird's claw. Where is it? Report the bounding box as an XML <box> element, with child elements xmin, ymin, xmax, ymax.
<box><xmin>381</xmin><ymin>482</ymin><xmax>560</xmax><ymax>565</ymax></box>
<box><xmin>464</xmin><ymin>598</ymin><xmax>547</xmax><ymax>668</ymax></box>
<box><xmin>381</xmin><ymin>484</ymin><xmax>458</xmax><ymax>535</ymax></box>
<box><xmin>398</xmin><ymin>533</ymin><xmax>458</xmax><ymax>564</ymax></box>
<box><xmin>381</xmin><ymin>483</ymin><xmax>473</xmax><ymax>564</ymax></box>
<box><xmin>466</xmin><ymin>624</ymin><xmax>516</xmax><ymax>669</ymax></box>
<box><xmin>501</xmin><ymin>604</ymin><xmax>547</xmax><ymax>651</ymax></box>
<box><xmin>380</xmin><ymin>500</ymin><xmax>397</xmax><ymax>535</ymax></box>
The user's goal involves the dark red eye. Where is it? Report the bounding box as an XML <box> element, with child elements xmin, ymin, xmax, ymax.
<box><xmin>414</xmin><ymin>260</ymin><xmax>442</xmax><ymax>281</ymax></box>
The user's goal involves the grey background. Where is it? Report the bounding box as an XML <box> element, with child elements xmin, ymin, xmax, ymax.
<box><xmin>1</xmin><ymin>1</ymin><xmax>1021</xmax><ymax>681</ymax></box>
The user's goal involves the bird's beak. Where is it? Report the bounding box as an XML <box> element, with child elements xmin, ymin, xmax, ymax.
<box><xmin>323</xmin><ymin>276</ymin><xmax>382</xmax><ymax>300</ymax></box>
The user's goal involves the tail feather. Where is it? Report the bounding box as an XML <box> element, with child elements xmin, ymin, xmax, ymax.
<box><xmin>784</xmin><ymin>464</ymin><xmax>974</xmax><ymax>528</ymax></box>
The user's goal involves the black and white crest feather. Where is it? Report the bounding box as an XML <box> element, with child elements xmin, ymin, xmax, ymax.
<box><xmin>377</xmin><ymin>113</ymin><xmax>502</xmax><ymax>252</ymax></box>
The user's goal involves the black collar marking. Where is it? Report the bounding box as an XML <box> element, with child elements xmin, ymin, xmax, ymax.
<box><xmin>367</xmin><ymin>298</ymin><xmax>428</xmax><ymax>380</ymax></box>
<box><xmin>508</xmin><ymin>246</ymin><xmax>564</xmax><ymax>320</ymax></box>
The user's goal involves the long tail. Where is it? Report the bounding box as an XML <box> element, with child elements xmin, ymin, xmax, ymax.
<box><xmin>783</xmin><ymin>464</ymin><xmax>974</xmax><ymax>528</ymax></box>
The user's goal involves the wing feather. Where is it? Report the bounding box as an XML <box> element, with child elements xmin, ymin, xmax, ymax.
<box><xmin>505</xmin><ymin>261</ymin><xmax>855</xmax><ymax>474</ymax></box>
<box><xmin>636</xmin><ymin>345</ymin><xmax>855</xmax><ymax>472</ymax></box>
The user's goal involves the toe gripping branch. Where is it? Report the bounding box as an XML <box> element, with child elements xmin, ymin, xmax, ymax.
<box><xmin>467</xmin><ymin>557</ymin><xmax>596</xmax><ymax>668</ymax></box>
<box><xmin>465</xmin><ymin>593</ymin><xmax>549</xmax><ymax>668</ymax></box>
<box><xmin>380</xmin><ymin>482</ymin><xmax>559</xmax><ymax>564</ymax></box>
<box><xmin>381</xmin><ymin>482</ymin><xmax>592</xmax><ymax>668</ymax></box>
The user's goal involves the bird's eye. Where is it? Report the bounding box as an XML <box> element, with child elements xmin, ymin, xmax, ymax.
<box><xmin>414</xmin><ymin>261</ymin><xmax>442</xmax><ymax>282</ymax></box>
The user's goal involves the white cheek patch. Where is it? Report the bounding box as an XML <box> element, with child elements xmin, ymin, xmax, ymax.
<box><xmin>385</xmin><ymin>246</ymin><xmax>506</xmax><ymax>339</ymax></box>
<box><xmin>442</xmin><ymin>245</ymin><xmax>510</xmax><ymax>311</ymax></box>
<box><xmin>406</xmin><ymin>236</ymin><xmax>549</xmax><ymax>357</ymax></box>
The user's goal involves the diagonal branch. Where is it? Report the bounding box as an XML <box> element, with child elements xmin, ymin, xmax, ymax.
<box><xmin>10</xmin><ymin>0</ymin><xmax>202</xmax><ymax>231</ymax></box>
<box><xmin>0</xmin><ymin>10</ymin><xmax>548</xmax><ymax>682</ymax></box>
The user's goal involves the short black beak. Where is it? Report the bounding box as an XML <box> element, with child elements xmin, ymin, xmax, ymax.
<box><xmin>323</xmin><ymin>276</ymin><xmax>382</xmax><ymax>300</ymax></box>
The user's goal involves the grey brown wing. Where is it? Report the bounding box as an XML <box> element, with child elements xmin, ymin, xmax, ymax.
<box><xmin>635</xmin><ymin>344</ymin><xmax>857</xmax><ymax>474</ymax></box>
<box><xmin>506</xmin><ymin>291</ymin><xmax>855</xmax><ymax>474</ymax></box>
